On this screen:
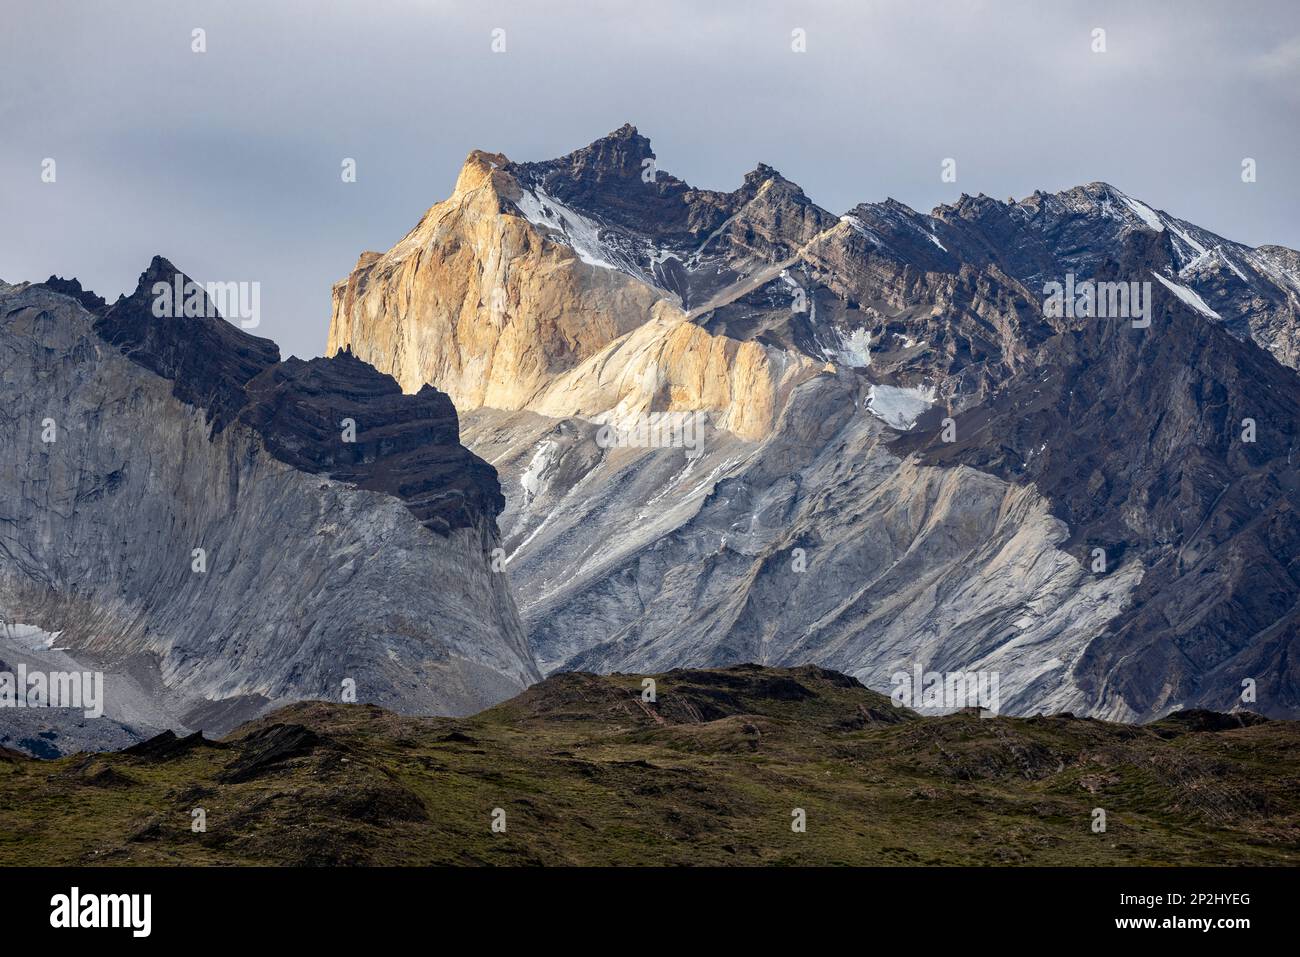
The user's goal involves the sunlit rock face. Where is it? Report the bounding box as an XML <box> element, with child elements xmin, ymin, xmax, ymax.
<box><xmin>342</xmin><ymin>124</ymin><xmax>1300</xmax><ymax>721</ymax></box>
<box><xmin>327</xmin><ymin>133</ymin><xmax>830</xmax><ymax>443</ymax></box>
<box><xmin>0</xmin><ymin>269</ymin><xmax>538</xmax><ymax>756</ymax></box>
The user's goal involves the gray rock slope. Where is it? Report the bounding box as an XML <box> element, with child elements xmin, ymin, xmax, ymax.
<box><xmin>464</xmin><ymin>379</ymin><xmax>1138</xmax><ymax>720</ymax></box>
<box><xmin>0</xmin><ymin>268</ymin><xmax>539</xmax><ymax>755</ymax></box>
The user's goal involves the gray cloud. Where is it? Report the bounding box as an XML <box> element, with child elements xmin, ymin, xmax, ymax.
<box><xmin>1</xmin><ymin>0</ymin><xmax>1296</xmax><ymax>359</ymax></box>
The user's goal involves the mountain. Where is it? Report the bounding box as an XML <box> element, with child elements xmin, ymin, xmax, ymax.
<box><xmin>328</xmin><ymin>124</ymin><xmax>1300</xmax><ymax>721</ymax></box>
<box><xmin>1</xmin><ymin>666</ymin><xmax>1294</xmax><ymax>866</ymax></box>
<box><xmin>0</xmin><ymin>261</ymin><xmax>539</xmax><ymax>756</ymax></box>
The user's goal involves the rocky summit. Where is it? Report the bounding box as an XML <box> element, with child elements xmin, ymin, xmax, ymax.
<box><xmin>329</xmin><ymin>124</ymin><xmax>1300</xmax><ymax>722</ymax></box>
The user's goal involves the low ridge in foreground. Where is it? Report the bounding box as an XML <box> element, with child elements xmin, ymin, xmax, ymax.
<box><xmin>2</xmin><ymin>665</ymin><xmax>1295</xmax><ymax>866</ymax></box>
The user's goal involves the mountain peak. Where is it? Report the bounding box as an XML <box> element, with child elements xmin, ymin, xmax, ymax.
<box><xmin>571</xmin><ymin>123</ymin><xmax>654</xmax><ymax>175</ymax></box>
<box><xmin>1077</xmin><ymin>180</ymin><xmax>1123</xmax><ymax>196</ymax></box>
<box><xmin>508</xmin><ymin>123</ymin><xmax>656</xmax><ymax>187</ymax></box>
<box><xmin>498</xmin><ymin>124</ymin><xmax>707</xmax><ymax>242</ymax></box>
<box><xmin>40</xmin><ymin>274</ymin><xmax>107</xmax><ymax>313</ymax></box>
<box><xmin>116</xmin><ymin>255</ymin><xmax>251</xmax><ymax>332</ymax></box>
<box><xmin>144</xmin><ymin>252</ymin><xmax>180</xmax><ymax>277</ymax></box>
<box><xmin>743</xmin><ymin>162</ymin><xmax>783</xmax><ymax>186</ymax></box>
<box><xmin>94</xmin><ymin>256</ymin><xmax>281</xmax><ymax>430</ymax></box>
<box><xmin>605</xmin><ymin>121</ymin><xmax>640</xmax><ymax>139</ymax></box>
<box><xmin>121</xmin><ymin>254</ymin><xmax>195</xmax><ymax>303</ymax></box>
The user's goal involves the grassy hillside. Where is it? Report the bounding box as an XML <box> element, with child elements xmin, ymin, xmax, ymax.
<box><xmin>1</xmin><ymin>665</ymin><xmax>1297</xmax><ymax>866</ymax></box>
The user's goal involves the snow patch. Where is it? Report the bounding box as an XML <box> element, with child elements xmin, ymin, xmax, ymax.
<box><xmin>1</xmin><ymin>622</ymin><xmax>66</xmax><ymax>652</ymax></box>
<box><xmin>1120</xmin><ymin>194</ymin><xmax>1164</xmax><ymax>232</ymax></box>
<box><xmin>1164</xmin><ymin>220</ymin><xmax>1209</xmax><ymax>263</ymax></box>
<box><xmin>831</xmin><ymin>327</ymin><xmax>872</xmax><ymax>368</ymax></box>
<box><xmin>1180</xmin><ymin>245</ymin><xmax>1250</xmax><ymax>284</ymax></box>
<box><xmin>514</xmin><ymin>189</ymin><xmax>619</xmax><ymax>270</ymax></box>
<box><xmin>839</xmin><ymin>215</ymin><xmax>883</xmax><ymax>246</ymax></box>
<box><xmin>1151</xmin><ymin>272</ymin><xmax>1222</xmax><ymax>320</ymax></box>
<box><xmin>1243</xmin><ymin>248</ymin><xmax>1300</xmax><ymax>297</ymax></box>
<box><xmin>866</xmin><ymin>384</ymin><xmax>936</xmax><ymax>430</ymax></box>
<box><xmin>520</xmin><ymin>440</ymin><xmax>559</xmax><ymax>502</ymax></box>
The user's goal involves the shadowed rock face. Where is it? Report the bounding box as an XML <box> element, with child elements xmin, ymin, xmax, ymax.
<box><xmin>328</xmin><ymin>123</ymin><xmax>1300</xmax><ymax>722</ymax></box>
<box><xmin>924</xmin><ymin>183</ymin><xmax>1300</xmax><ymax>370</ymax></box>
<box><xmin>503</xmin><ymin>124</ymin><xmax>841</xmax><ymax>310</ymax></box>
<box><xmin>41</xmin><ymin>275</ymin><xmax>107</xmax><ymax>313</ymax></box>
<box><xmin>503</xmin><ymin>123</ymin><xmax>716</xmax><ymax>242</ymax></box>
<box><xmin>80</xmin><ymin>258</ymin><xmax>501</xmax><ymax>537</ymax></box>
<box><xmin>0</xmin><ymin>268</ymin><xmax>539</xmax><ymax>756</ymax></box>
<box><xmin>239</xmin><ymin>350</ymin><xmax>503</xmax><ymax>535</ymax></box>
<box><xmin>891</xmin><ymin>238</ymin><xmax>1300</xmax><ymax>717</ymax></box>
<box><xmin>92</xmin><ymin>256</ymin><xmax>282</xmax><ymax>432</ymax></box>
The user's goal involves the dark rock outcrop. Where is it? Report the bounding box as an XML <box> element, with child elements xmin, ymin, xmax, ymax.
<box><xmin>218</xmin><ymin>723</ymin><xmax>326</xmax><ymax>783</ymax></box>
<box><xmin>122</xmin><ymin>730</ymin><xmax>225</xmax><ymax>761</ymax></box>
<box><xmin>238</xmin><ymin>350</ymin><xmax>502</xmax><ymax>534</ymax></box>
<box><xmin>1149</xmin><ymin>709</ymin><xmax>1271</xmax><ymax>737</ymax></box>
<box><xmin>89</xmin><ymin>256</ymin><xmax>282</xmax><ymax>431</ymax></box>
<box><xmin>46</xmin><ymin>259</ymin><xmax>505</xmax><ymax>537</ymax></box>
<box><xmin>41</xmin><ymin>275</ymin><xmax>107</xmax><ymax>313</ymax></box>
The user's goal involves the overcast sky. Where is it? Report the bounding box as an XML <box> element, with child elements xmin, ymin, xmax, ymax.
<box><xmin>2</xmin><ymin>0</ymin><xmax>1297</xmax><ymax>358</ymax></box>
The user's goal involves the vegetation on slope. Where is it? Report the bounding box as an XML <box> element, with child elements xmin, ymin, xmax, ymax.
<box><xmin>1</xmin><ymin>665</ymin><xmax>1296</xmax><ymax>866</ymax></box>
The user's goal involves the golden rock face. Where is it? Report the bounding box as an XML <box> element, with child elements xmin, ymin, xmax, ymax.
<box><xmin>327</xmin><ymin>150</ymin><xmax>819</xmax><ymax>441</ymax></box>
